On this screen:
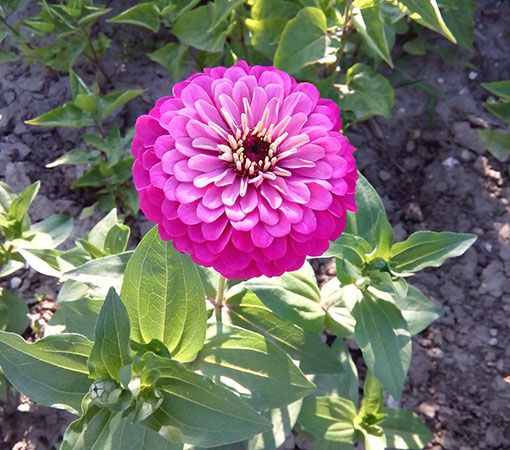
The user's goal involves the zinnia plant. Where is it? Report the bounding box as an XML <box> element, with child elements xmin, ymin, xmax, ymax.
<box><xmin>0</xmin><ymin>62</ymin><xmax>477</xmax><ymax>450</ymax></box>
<box><xmin>132</xmin><ymin>61</ymin><xmax>357</xmax><ymax>279</ymax></box>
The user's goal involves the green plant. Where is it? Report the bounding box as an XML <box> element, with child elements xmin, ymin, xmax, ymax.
<box><xmin>26</xmin><ymin>70</ymin><xmax>143</xmax><ymax>217</ymax></box>
<box><xmin>0</xmin><ymin>181</ymin><xmax>73</xmax><ymax>279</ymax></box>
<box><xmin>478</xmin><ymin>80</ymin><xmax>510</xmax><ymax>163</ymax></box>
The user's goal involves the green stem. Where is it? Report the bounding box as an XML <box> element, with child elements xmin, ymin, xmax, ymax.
<box><xmin>80</xmin><ymin>27</ymin><xmax>111</xmax><ymax>84</ymax></box>
<box><xmin>215</xmin><ymin>275</ymin><xmax>226</xmax><ymax>322</ymax></box>
<box><xmin>0</xmin><ymin>15</ymin><xmax>33</xmax><ymax>49</ymax></box>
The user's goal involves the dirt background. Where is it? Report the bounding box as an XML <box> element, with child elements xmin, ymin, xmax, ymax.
<box><xmin>1</xmin><ymin>1</ymin><xmax>509</xmax><ymax>449</ymax></box>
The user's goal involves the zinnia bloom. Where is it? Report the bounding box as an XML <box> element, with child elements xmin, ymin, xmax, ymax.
<box><xmin>132</xmin><ymin>61</ymin><xmax>357</xmax><ymax>279</ymax></box>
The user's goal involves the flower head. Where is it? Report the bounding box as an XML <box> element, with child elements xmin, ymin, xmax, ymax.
<box><xmin>132</xmin><ymin>61</ymin><xmax>357</xmax><ymax>279</ymax></box>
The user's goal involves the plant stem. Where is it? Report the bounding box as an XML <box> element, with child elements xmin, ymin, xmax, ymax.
<box><xmin>80</xmin><ymin>27</ymin><xmax>111</xmax><ymax>84</ymax></box>
<box><xmin>215</xmin><ymin>275</ymin><xmax>226</xmax><ymax>322</ymax></box>
<box><xmin>0</xmin><ymin>15</ymin><xmax>33</xmax><ymax>49</ymax></box>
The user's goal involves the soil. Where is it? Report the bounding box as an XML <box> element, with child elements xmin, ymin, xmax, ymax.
<box><xmin>1</xmin><ymin>1</ymin><xmax>510</xmax><ymax>449</ymax></box>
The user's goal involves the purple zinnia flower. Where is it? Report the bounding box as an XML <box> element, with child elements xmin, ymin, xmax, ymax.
<box><xmin>132</xmin><ymin>61</ymin><xmax>357</xmax><ymax>279</ymax></box>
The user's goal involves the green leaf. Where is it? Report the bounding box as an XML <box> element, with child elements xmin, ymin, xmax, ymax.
<box><xmin>85</xmin><ymin>209</ymin><xmax>120</xmax><ymax>251</ymax></box>
<box><xmin>394</xmin><ymin>284</ymin><xmax>442</xmax><ymax>335</ymax></box>
<box><xmin>370</xmin><ymin>211</ymin><xmax>394</xmax><ymax>260</ymax></box>
<box><xmin>251</xmin><ymin>0</ymin><xmax>300</xmax><ymax>20</ymax></box>
<box><xmin>112</xmin><ymin>413</ymin><xmax>183</xmax><ymax>449</ymax></box>
<box><xmin>197</xmin><ymin>322</ymin><xmax>315</xmax><ymax>410</ymax></box>
<box><xmin>336</xmin><ymin>63</ymin><xmax>395</xmax><ymax>121</ymax></box>
<box><xmin>9</xmin><ymin>181</ymin><xmax>40</xmax><ymax>222</ymax></box>
<box><xmin>246</xmin><ymin>399</ymin><xmax>303</xmax><ymax>450</ymax></box>
<box><xmin>227</xmin><ymin>289</ymin><xmax>344</xmax><ymax>374</ymax></box>
<box><xmin>298</xmin><ymin>396</ymin><xmax>357</xmax><ymax>443</ymax></box>
<box><xmin>172</xmin><ymin>4</ymin><xmax>233</xmax><ymax>53</ymax></box>
<box><xmin>25</xmin><ymin>103</ymin><xmax>94</xmax><ymax>128</ymax></box>
<box><xmin>50</xmin><ymin>297</ymin><xmax>103</xmax><ymax>341</ymax></box>
<box><xmin>108</xmin><ymin>3</ymin><xmax>161</xmax><ymax>32</ymax></box>
<box><xmin>390</xmin><ymin>231</ymin><xmax>477</xmax><ymax>274</ymax></box>
<box><xmin>148</xmin><ymin>42</ymin><xmax>189</xmax><ymax>81</ymax></box>
<box><xmin>46</xmin><ymin>148</ymin><xmax>101</xmax><ymax>168</ymax></box>
<box><xmin>63</xmin><ymin>252</ymin><xmax>133</xmax><ymax>296</ymax></box>
<box><xmin>481</xmin><ymin>80</ymin><xmax>510</xmax><ymax>100</ymax></box>
<box><xmin>209</xmin><ymin>0</ymin><xmax>244</xmax><ymax>32</ymax></box>
<box><xmin>140</xmin><ymin>353</ymin><xmax>271</xmax><ymax>446</ymax></box>
<box><xmin>246</xmin><ymin>261</ymin><xmax>324</xmax><ymax>333</ymax></box>
<box><xmin>441</xmin><ymin>0</ymin><xmax>477</xmax><ymax>49</ymax></box>
<box><xmin>351</xmin><ymin>0</ymin><xmax>393</xmax><ymax>66</ymax></box>
<box><xmin>0</xmin><ymin>332</ymin><xmax>92</xmax><ymax>414</ymax></box>
<box><xmin>352</xmin><ymin>293</ymin><xmax>411</xmax><ymax>400</ymax></box>
<box><xmin>99</xmin><ymin>89</ymin><xmax>144</xmax><ymax>122</ymax></box>
<box><xmin>274</xmin><ymin>7</ymin><xmax>339</xmax><ymax>74</ymax></box>
<box><xmin>31</xmin><ymin>214</ymin><xmax>73</xmax><ymax>247</ymax></box>
<box><xmin>360</xmin><ymin>372</ymin><xmax>384</xmax><ymax>417</ymax></box>
<box><xmin>0</xmin><ymin>288</ymin><xmax>29</xmax><ymax>334</ymax></box>
<box><xmin>0</xmin><ymin>260</ymin><xmax>24</xmax><ymax>279</ymax></box>
<box><xmin>17</xmin><ymin>247</ymin><xmax>62</xmax><ymax>278</ymax></box>
<box><xmin>88</xmin><ymin>288</ymin><xmax>132</xmax><ymax>387</ymax></box>
<box><xmin>104</xmin><ymin>225</ymin><xmax>130</xmax><ymax>255</ymax></box>
<box><xmin>0</xmin><ymin>182</ymin><xmax>15</xmax><ymax>213</ymax></box>
<box><xmin>245</xmin><ymin>17</ymin><xmax>287</xmax><ymax>59</ymax></box>
<box><xmin>121</xmin><ymin>227</ymin><xmax>206</xmax><ymax>363</ymax></box>
<box><xmin>321</xmin><ymin>278</ymin><xmax>357</xmax><ymax>338</ymax></box>
<box><xmin>380</xmin><ymin>408</ymin><xmax>434</xmax><ymax>449</ymax></box>
<box><xmin>75</xmin><ymin>92</ymin><xmax>100</xmax><ymax>117</ymax></box>
<box><xmin>0</xmin><ymin>50</ymin><xmax>20</xmax><ymax>65</ymax></box>
<box><xmin>396</xmin><ymin>0</ymin><xmax>455</xmax><ymax>42</ymax></box>
<box><xmin>61</xmin><ymin>396</ymin><xmax>122</xmax><ymax>450</ymax></box>
<box><xmin>344</xmin><ymin>173</ymin><xmax>386</xmax><ymax>248</ymax></box>
<box><xmin>478</xmin><ymin>130</ymin><xmax>510</xmax><ymax>162</ymax></box>
<box><xmin>483</xmin><ymin>100</ymin><xmax>510</xmax><ymax>125</ymax></box>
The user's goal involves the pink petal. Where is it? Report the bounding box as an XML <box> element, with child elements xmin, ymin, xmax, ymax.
<box><xmin>175</xmin><ymin>183</ymin><xmax>204</xmax><ymax>204</ymax></box>
<box><xmin>264</xmin><ymin>216</ymin><xmax>290</xmax><ymax>237</ymax></box>
<box><xmin>177</xmin><ymin>202</ymin><xmax>200</xmax><ymax>225</ymax></box>
<box><xmin>292</xmin><ymin>207</ymin><xmax>317</xmax><ymax>234</ymax></box>
<box><xmin>133</xmin><ymin>159</ymin><xmax>149</xmax><ymax>189</ymax></box>
<box><xmin>163</xmin><ymin>177</ymin><xmax>179</xmax><ymax>201</ymax></box>
<box><xmin>194</xmin><ymin>99</ymin><xmax>227</xmax><ymax>128</ymax></box>
<box><xmin>161</xmin><ymin>199</ymin><xmax>179</xmax><ymax>220</ymax></box>
<box><xmin>193</xmin><ymin>137</ymin><xmax>219</xmax><ymax>151</ymax></box>
<box><xmin>231</xmin><ymin>209</ymin><xmax>259</xmax><ymax>231</ymax></box>
<box><xmin>250</xmin><ymin>223</ymin><xmax>274</xmax><ymax>248</ymax></box>
<box><xmin>150</xmin><ymin>163</ymin><xmax>167</xmax><ymax>189</ymax></box>
<box><xmin>225</xmin><ymin>205</ymin><xmax>246</xmax><ymax>221</ymax></box>
<box><xmin>207</xmin><ymin>226</ymin><xmax>232</xmax><ymax>254</ymax></box>
<box><xmin>307</xmin><ymin>183</ymin><xmax>333</xmax><ymax>210</ymax></box>
<box><xmin>193</xmin><ymin>168</ymin><xmax>229</xmax><ymax>188</ymax></box>
<box><xmin>135</xmin><ymin>115</ymin><xmax>166</xmax><ymax>146</ymax></box>
<box><xmin>240</xmin><ymin>186</ymin><xmax>258</xmax><ymax>213</ymax></box>
<box><xmin>292</xmin><ymin>82</ymin><xmax>319</xmax><ymax>112</ymax></box>
<box><xmin>174</xmin><ymin>160</ymin><xmax>200</xmax><ymax>182</ymax></box>
<box><xmin>260</xmin><ymin>183</ymin><xmax>282</xmax><ymax>209</ymax></box>
<box><xmin>202</xmin><ymin>185</ymin><xmax>224</xmax><ymax>209</ymax></box>
<box><xmin>280</xmin><ymin>201</ymin><xmax>303</xmax><ymax>224</ymax></box>
<box><xmin>201</xmin><ymin>215</ymin><xmax>229</xmax><ymax>240</ymax></box>
<box><xmin>154</xmin><ymin>135</ymin><xmax>175</xmax><ymax>158</ymax></box>
<box><xmin>196</xmin><ymin>202</ymin><xmax>224</xmax><ymax>223</ymax></box>
<box><xmin>186</xmin><ymin>119</ymin><xmax>221</xmax><ymax>140</ymax></box>
<box><xmin>166</xmin><ymin>116</ymin><xmax>189</xmax><ymax>140</ymax></box>
<box><xmin>295</xmin><ymin>161</ymin><xmax>333</xmax><ymax>180</ymax></box>
<box><xmin>221</xmin><ymin>178</ymin><xmax>241</xmax><ymax>206</ymax></box>
<box><xmin>251</xmin><ymin>86</ymin><xmax>268</xmax><ymax>123</ymax></box>
<box><xmin>188</xmin><ymin>154</ymin><xmax>223</xmax><ymax>172</ymax></box>
<box><xmin>258</xmin><ymin>198</ymin><xmax>279</xmax><ymax>225</ymax></box>
<box><xmin>285</xmin><ymin>181</ymin><xmax>310</xmax><ymax>204</ymax></box>
<box><xmin>232</xmin><ymin>230</ymin><xmax>255</xmax><ymax>252</ymax></box>
<box><xmin>180</xmin><ymin>83</ymin><xmax>213</xmax><ymax>108</ymax></box>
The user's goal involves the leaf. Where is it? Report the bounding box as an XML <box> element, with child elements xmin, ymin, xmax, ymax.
<box><xmin>246</xmin><ymin>261</ymin><xmax>324</xmax><ymax>333</ymax></box>
<box><xmin>0</xmin><ymin>288</ymin><xmax>29</xmax><ymax>334</ymax></box>
<box><xmin>99</xmin><ymin>89</ymin><xmax>144</xmax><ymax>122</ymax></box>
<box><xmin>0</xmin><ymin>260</ymin><xmax>24</xmax><ymax>279</ymax></box>
<box><xmin>0</xmin><ymin>50</ymin><xmax>20</xmax><ymax>65</ymax></box>
<box><xmin>47</xmin><ymin>148</ymin><xmax>101</xmax><ymax>168</ymax></box>
<box><xmin>390</xmin><ymin>231</ymin><xmax>477</xmax><ymax>274</ymax></box>
<box><xmin>88</xmin><ymin>288</ymin><xmax>132</xmax><ymax>387</ymax></box>
<box><xmin>112</xmin><ymin>413</ymin><xmax>183</xmax><ymax>449</ymax></box>
<box><xmin>351</xmin><ymin>0</ymin><xmax>393</xmax><ymax>66</ymax></box>
<box><xmin>245</xmin><ymin>18</ymin><xmax>287</xmax><ymax>59</ymax></box>
<box><xmin>360</xmin><ymin>372</ymin><xmax>384</xmax><ymax>417</ymax></box>
<box><xmin>197</xmin><ymin>322</ymin><xmax>314</xmax><ymax>410</ymax></box>
<box><xmin>108</xmin><ymin>3</ymin><xmax>161</xmax><ymax>32</ymax></box>
<box><xmin>481</xmin><ymin>80</ymin><xmax>510</xmax><ymax>100</ymax></box>
<box><xmin>250</xmin><ymin>0</ymin><xmax>300</xmax><ymax>20</ymax></box>
<box><xmin>63</xmin><ymin>252</ymin><xmax>133</xmax><ymax>295</ymax></box>
<box><xmin>120</xmin><ymin>227</ymin><xmax>206</xmax><ymax>363</ymax></box>
<box><xmin>298</xmin><ymin>396</ymin><xmax>357</xmax><ymax>443</ymax></box>
<box><xmin>246</xmin><ymin>399</ymin><xmax>303</xmax><ymax>450</ymax></box>
<box><xmin>396</xmin><ymin>0</ymin><xmax>455</xmax><ymax>42</ymax></box>
<box><xmin>352</xmin><ymin>293</ymin><xmax>411</xmax><ymax>400</ymax></box>
<box><xmin>344</xmin><ymin>173</ymin><xmax>386</xmax><ymax>248</ymax></box>
<box><xmin>31</xmin><ymin>214</ymin><xmax>73</xmax><ymax>247</ymax></box>
<box><xmin>9</xmin><ymin>181</ymin><xmax>40</xmax><ymax>222</ymax></box>
<box><xmin>370</xmin><ymin>210</ymin><xmax>394</xmax><ymax>260</ymax></box>
<box><xmin>336</xmin><ymin>63</ymin><xmax>395</xmax><ymax>121</ymax></box>
<box><xmin>104</xmin><ymin>225</ymin><xmax>130</xmax><ymax>255</ymax></box>
<box><xmin>380</xmin><ymin>408</ymin><xmax>434</xmax><ymax>449</ymax></box>
<box><xmin>140</xmin><ymin>353</ymin><xmax>271</xmax><ymax>446</ymax></box>
<box><xmin>85</xmin><ymin>209</ymin><xmax>120</xmax><ymax>250</ymax></box>
<box><xmin>478</xmin><ymin>130</ymin><xmax>510</xmax><ymax>162</ymax></box>
<box><xmin>274</xmin><ymin>7</ymin><xmax>339</xmax><ymax>74</ymax></box>
<box><xmin>0</xmin><ymin>332</ymin><xmax>92</xmax><ymax>414</ymax></box>
<box><xmin>209</xmin><ymin>0</ymin><xmax>244</xmax><ymax>32</ymax></box>
<box><xmin>321</xmin><ymin>278</ymin><xmax>357</xmax><ymax>338</ymax></box>
<box><xmin>483</xmin><ymin>100</ymin><xmax>510</xmax><ymax>125</ymax></box>
<box><xmin>17</xmin><ymin>248</ymin><xmax>62</xmax><ymax>278</ymax></box>
<box><xmin>25</xmin><ymin>103</ymin><xmax>95</xmax><ymax>127</ymax></box>
<box><xmin>148</xmin><ymin>42</ymin><xmax>189</xmax><ymax>81</ymax></box>
<box><xmin>54</xmin><ymin>297</ymin><xmax>103</xmax><ymax>341</ymax></box>
<box><xmin>441</xmin><ymin>0</ymin><xmax>477</xmax><ymax>49</ymax></box>
<box><xmin>227</xmin><ymin>289</ymin><xmax>344</xmax><ymax>374</ymax></box>
<box><xmin>394</xmin><ymin>284</ymin><xmax>442</xmax><ymax>335</ymax></box>
<box><xmin>172</xmin><ymin>4</ymin><xmax>232</xmax><ymax>53</ymax></box>
<box><xmin>61</xmin><ymin>397</ymin><xmax>122</xmax><ymax>450</ymax></box>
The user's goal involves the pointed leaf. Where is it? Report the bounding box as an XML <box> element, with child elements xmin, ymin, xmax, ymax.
<box><xmin>483</xmin><ymin>100</ymin><xmax>510</xmax><ymax>125</ymax></box>
<box><xmin>390</xmin><ymin>231</ymin><xmax>477</xmax><ymax>274</ymax></box>
<box><xmin>25</xmin><ymin>103</ymin><xmax>95</xmax><ymax>127</ymax></box>
<box><xmin>0</xmin><ymin>332</ymin><xmax>92</xmax><ymax>413</ymax></box>
<box><xmin>352</xmin><ymin>293</ymin><xmax>411</xmax><ymax>400</ymax></box>
<box><xmin>88</xmin><ymin>288</ymin><xmax>132</xmax><ymax>386</ymax></box>
<box><xmin>197</xmin><ymin>322</ymin><xmax>315</xmax><ymax>410</ymax></box>
<box><xmin>380</xmin><ymin>408</ymin><xmax>434</xmax><ymax>449</ymax></box>
<box><xmin>246</xmin><ymin>261</ymin><xmax>324</xmax><ymax>333</ymax></box>
<box><xmin>148</xmin><ymin>42</ymin><xmax>189</xmax><ymax>82</ymax></box>
<box><xmin>140</xmin><ymin>354</ymin><xmax>271</xmax><ymax>447</ymax></box>
<box><xmin>9</xmin><ymin>181</ymin><xmax>40</xmax><ymax>222</ymax></box>
<box><xmin>0</xmin><ymin>288</ymin><xmax>29</xmax><ymax>334</ymax></box>
<box><xmin>120</xmin><ymin>227</ymin><xmax>206</xmax><ymax>362</ymax></box>
<box><xmin>227</xmin><ymin>289</ymin><xmax>344</xmax><ymax>374</ymax></box>
<box><xmin>441</xmin><ymin>0</ymin><xmax>477</xmax><ymax>49</ymax></box>
<box><xmin>31</xmin><ymin>214</ymin><xmax>73</xmax><ymax>247</ymax></box>
<box><xmin>478</xmin><ymin>129</ymin><xmax>510</xmax><ymax>162</ymax></box>
<box><xmin>481</xmin><ymin>80</ymin><xmax>510</xmax><ymax>100</ymax></box>
<box><xmin>108</xmin><ymin>3</ymin><xmax>161</xmax><ymax>32</ymax></box>
<box><xmin>99</xmin><ymin>89</ymin><xmax>144</xmax><ymax>122</ymax></box>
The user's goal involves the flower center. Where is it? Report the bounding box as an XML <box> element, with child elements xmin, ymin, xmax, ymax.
<box><xmin>242</xmin><ymin>135</ymin><xmax>270</xmax><ymax>164</ymax></box>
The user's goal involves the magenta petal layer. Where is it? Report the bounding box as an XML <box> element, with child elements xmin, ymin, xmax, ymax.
<box><xmin>132</xmin><ymin>61</ymin><xmax>357</xmax><ymax>279</ymax></box>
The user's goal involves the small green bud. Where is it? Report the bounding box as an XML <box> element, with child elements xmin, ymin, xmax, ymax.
<box><xmin>89</xmin><ymin>379</ymin><xmax>121</xmax><ymax>407</ymax></box>
<box><xmin>368</xmin><ymin>258</ymin><xmax>387</xmax><ymax>271</ymax></box>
